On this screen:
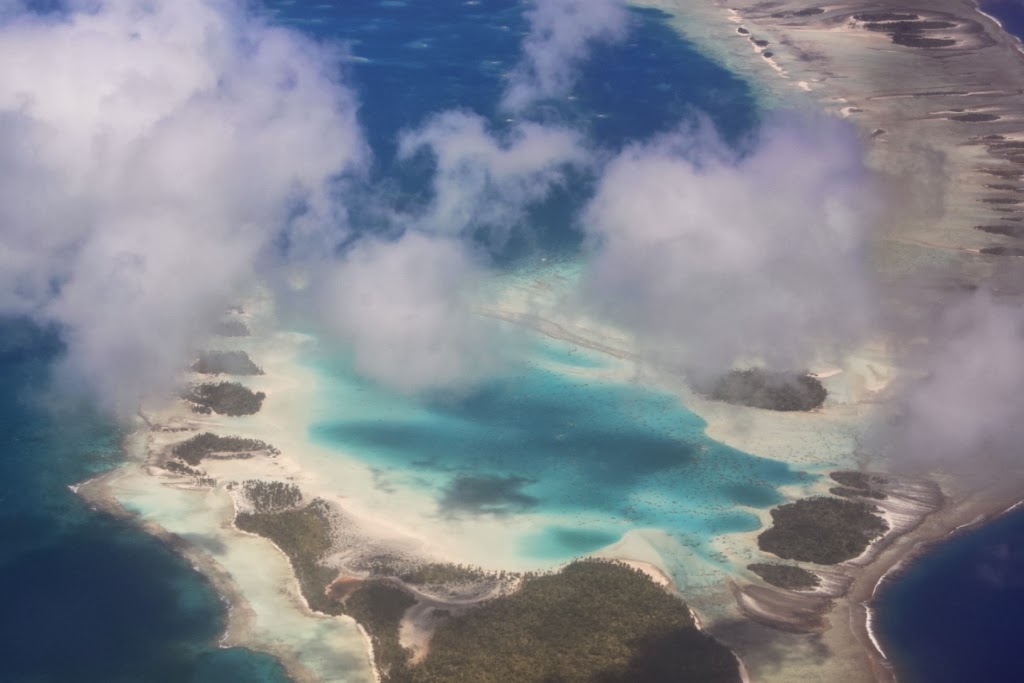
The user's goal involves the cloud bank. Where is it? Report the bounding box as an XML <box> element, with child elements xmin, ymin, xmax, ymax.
<box><xmin>0</xmin><ymin>0</ymin><xmax>364</xmax><ymax>412</ymax></box>
<box><xmin>873</xmin><ymin>293</ymin><xmax>1024</xmax><ymax>480</ymax></box>
<box><xmin>579</xmin><ymin>114</ymin><xmax>880</xmax><ymax>375</ymax></box>
<box><xmin>502</xmin><ymin>0</ymin><xmax>629</xmax><ymax>112</ymax></box>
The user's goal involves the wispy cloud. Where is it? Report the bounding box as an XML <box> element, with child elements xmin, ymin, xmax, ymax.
<box><xmin>872</xmin><ymin>292</ymin><xmax>1024</xmax><ymax>480</ymax></box>
<box><xmin>397</xmin><ymin>109</ymin><xmax>588</xmax><ymax>247</ymax></box>
<box><xmin>502</xmin><ymin>0</ymin><xmax>629</xmax><ymax>112</ymax></box>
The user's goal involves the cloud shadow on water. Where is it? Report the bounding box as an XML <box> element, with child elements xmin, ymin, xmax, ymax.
<box><xmin>438</xmin><ymin>474</ymin><xmax>539</xmax><ymax>516</ymax></box>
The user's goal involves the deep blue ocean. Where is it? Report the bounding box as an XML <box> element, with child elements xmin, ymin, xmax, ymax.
<box><xmin>0</xmin><ymin>1</ymin><xmax>757</xmax><ymax>680</ymax></box>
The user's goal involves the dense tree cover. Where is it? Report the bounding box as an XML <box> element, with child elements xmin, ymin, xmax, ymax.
<box><xmin>700</xmin><ymin>369</ymin><xmax>827</xmax><ymax>411</ymax></box>
<box><xmin>184</xmin><ymin>382</ymin><xmax>265</xmax><ymax>416</ymax></box>
<box><xmin>362</xmin><ymin>558</ymin><xmax>500</xmax><ymax>586</ymax></box>
<box><xmin>233</xmin><ymin>501</ymin><xmax>419</xmax><ymax>679</ymax></box>
<box><xmin>191</xmin><ymin>350</ymin><xmax>263</xmax><ymax>375</ymax></box>
<box><xmin>830</xmin><ymin>486</ymin><xmax>887</xmax><ymax>500</ymax></box>
<box><xmin>237</xmin><ymin>508</ymin><xmax>740</xmax><ymax>683</ymax></box>
<box><xmin>163</xmin><ymin>460</ymin><xmax>203</xmax><ymax>476</ymax></box>
<box><xmin>347</xmin><ymin>583</ymin><xmax>417</xmax><ymax>681</ymax></box>
<box><xmin>830</xmin><ymin>471</ymin><xmax>885</xmax><ymax>489</ymax></box>
<box><xmin>172</xmin><ymin>432</ymin><xmax>276</xmax><ymax>465</ymax></box>
<box><xmin>747</xmin><ymin>563</ymin><xmax>820</xmax><ymax>590</ymax></box>
<box><xmin>234</xmin><ymin>499</ymin><xmax>340</xmax><ymax>614</ymax></box>
<box><xmin>242</xmin><ymin>480</ymin><xmax>302</xmax><ymax>513</ymax></box>
<box><xmin>758</xmin><ymin>497</ymin><xmax>889</xmax><ymax>565</ymax></box>
<box><xmin>411</xmin><ymin>560</ymin><xmax>740</xmax><ymax>683</ymax></box>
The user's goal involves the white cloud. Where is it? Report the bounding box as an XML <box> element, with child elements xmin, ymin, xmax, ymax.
<box><xmin>398</xmin><ymin>109</ymin><xmax>588</xmax><ymax>247</ymax></box>
<box><xmin>0</xmin><ymin>0</ymin><xmax>365</xmax><ymax>413</ymax></box>
<box><xmin>874</xmin><ymin>293</ymin><xmax>1024</xmax><ymax>479</ymax></box>
<box><xmin>318</xmin><ymin>231</ymin><xmax>509</xmax><ymax>393</ymax></box>
<box><xmin>578</xmin><ymin>113</ymin><xmax>880</xmax><ymax>374</ymax></box>
<box><xmin>502</xmin><ymin>0</ymin><xmax>628</xmax><ymax>112</ymax></box>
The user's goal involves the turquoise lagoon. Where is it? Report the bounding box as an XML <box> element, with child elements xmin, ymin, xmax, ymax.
<box><xmin>309</xmin><ymin>332</ymin><xmax>809</xmax><ymax>568</ymax></box>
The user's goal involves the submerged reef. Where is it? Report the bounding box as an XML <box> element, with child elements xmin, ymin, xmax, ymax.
<box><xmin>699</xmin><ymin>369</ymin><xmax>827</xmax><ymax>411</ymax></box>
<box><xmin>183</xmin><ymin>381</ymin><xmax>265</xmax><ymax>416</ymax></box>
<box><xmin>758</xmin><ymin>497</ymin><xmax>889</xmax><ymax>565</ymax></box>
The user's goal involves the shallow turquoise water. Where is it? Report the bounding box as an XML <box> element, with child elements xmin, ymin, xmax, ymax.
<box><xmin>310</xmin><ymin>336</ymin><xmax>807</xmax><ymax>564</ymax></box>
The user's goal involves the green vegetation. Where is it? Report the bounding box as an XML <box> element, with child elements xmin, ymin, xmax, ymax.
<box><xmin>215</xmin><ymin>320</ymin><xmax>250</xmax><ymax>337</ymax></box>
<box><xmin>747</xmin><ymin>563</ymin><xmax>820</xmax><ymax>590</ymax></box>
<box><xmin>772</xmin><ymin>7</ymin><xmax>824</xmax><ymax>18</ymax></box>
<box><xmin>346</xmin><ymin>583</ymin><xmax>416</xmax><ymax>681</ymax></box>
<box><xmin>864</xmin><ymin>21</ymin><xmax>955</xmax><ymax>33</ymax></box>
<box><xmin>977</xmin><ymin>224</ymin><xmax>1024</xmax><ymax>238</ymax></box>
<box><xmin>172</xmin><ymin>432</ymin><xmax>276</xmax><ymax>465</ymax></box>
<box><xmin>949</xmin><ymin>113</ymin><xmax>999</xmax><ymax>122</ymax></box>
<box><xmin>413</xmin><ymin>560</ymin><xmax>740</xmax><ymax>683</ymax></box>
<box><xmin>400</xmin><ymin>563</ymin><xmax>496</xmax><ymax>586</ymax></box>
<box><xmin>237</xmin><ymin>510</ymin><xmax>740</xmax><ymax>683</ymax></box>
<box><xmin>854</xmin><ymin>12</ymin><xmax>919</xmax><ymax>21</ymax></box>
<box><xmin>234</xmin><ymin>498</ymin><xmax>341</xmax><ymax>615</ymax></box>
<box><xmin>758</xmin><ymin>496</ymin><xmax>889</xmax><ymax>565</ymax></box>
<box><xmin>191</xmin><ymin>350</ymin><xmax>263</xmax><ymax>375</ymax></box>
<box><xmin>361</xmin><ymin>557</ymin><xmax>499</xmax><ymax>586</ymax></box>
<box><xmin>242</xmin><ymin>480</ymin><xmax>302</xmax><ymax>513</ymax></box>
<box><xmin>892</xmin><ymin>35</ymin><xmax>957</xmax><ymax>48</ymax></box>
<box><xmin>184</xmin><ymin>382</ymin><xmax>265</xmax><ymax>416</ymax></box>
<box><xmin>233</xmin><ymin>499</ymin><xmax>418</xmax><ymax>680</ymax></box>
<box><xmin>830</xmin><ymin>486</ymin><xmax>887</xmax><ymax>500</ymax></box>
<box><xmin>829</xmin><ymin>471</ymin><xmax>888</xmax><ymax>500</ymax></box>
<box><xmin>164</xmin><ymin>460</ymin><xmax>203</xmax><ymax>476</ymax></box>
<box><xmin>701</xmin><ymin>369</ymin><xmax>826</xmax><ymax>411</ymax></box>
<box><xmin>981</xmin><ymin>246</ymin><xmax>1024</xmax><ymax>257</ymax></box>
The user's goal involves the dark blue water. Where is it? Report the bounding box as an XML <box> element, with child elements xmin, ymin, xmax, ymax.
<box><xmin>877</xmin><ymin>504</ymin><xmax>1024</xmax><ymax>682</ymax></box>
<box><xmin>980</xmin><ymin>0</ymin><xmax>1024</xmax><ymax>43</ymax></box>
<box><xmin>0</xmin><ymin>317</ymin><xmax>290</xmax><ymax>682</ymax></box>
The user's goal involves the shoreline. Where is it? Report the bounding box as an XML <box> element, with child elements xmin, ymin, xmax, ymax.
<box><xmin>859</xmin><ymin>486</ymin><xmax>1024</xmax><ymax>674</ymax></box>
<box><xmin>628</xmin><ymin>1</ymin><xmax>1024</xmax><ymax>680</ymax></box>
<box><xmin>62</xmin><ymin>1</ymin><xmax>1024</xmax><ymax>681</ymax></box>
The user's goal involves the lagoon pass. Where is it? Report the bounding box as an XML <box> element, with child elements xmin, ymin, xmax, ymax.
<box><xmin>47</xmin><ymin>0</ymin><xmax>1024</xmax><ymax>682</ymax></box>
